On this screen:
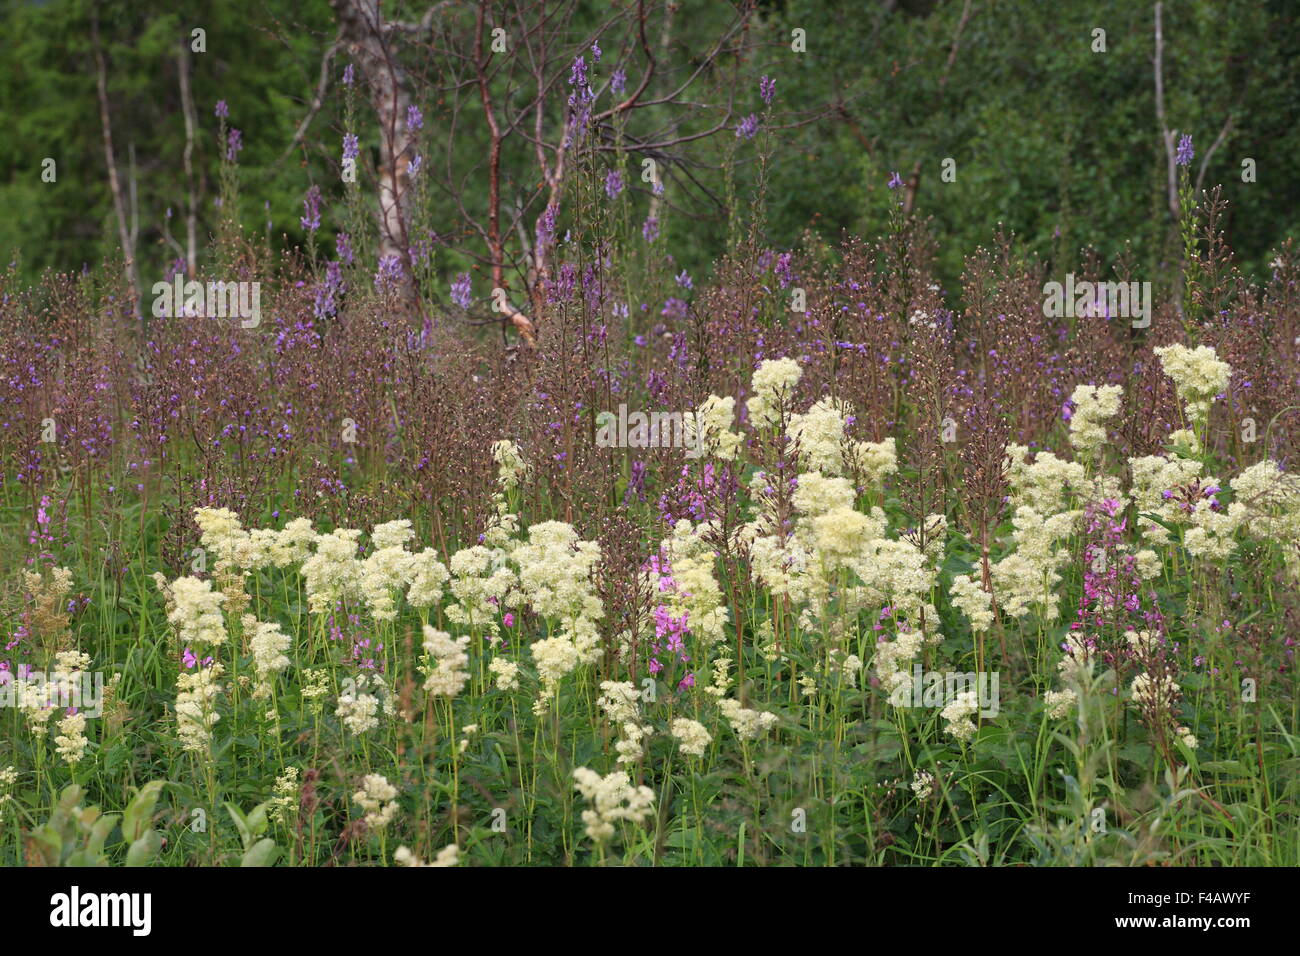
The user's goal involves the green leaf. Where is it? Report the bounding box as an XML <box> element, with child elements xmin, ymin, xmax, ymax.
<box><xmin>226</xmin><ymin>802</ymin><xmax>253</xmax><ymax>849</ymax></box>
<box><xmin>122</xmin><ymin>781</ymin><xmax>165</xmax><ymax>843</ymax></box>
<box><xmin>125</xmin><ymin>829</ymin><xmax>163</xmax><ymax>867</ymax></box>
<box><xmin>241</xmin><ymin>838</ymin><xmax>281</xmax><ymax>867</ymax></box>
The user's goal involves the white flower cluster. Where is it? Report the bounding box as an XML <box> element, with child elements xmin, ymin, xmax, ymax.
<box><xmin>1068</xmin><ymin>384</ymin><xmax>1123</xmax><ymax>454</ymax></box>
<box><xmin>175</xmin><ymin>662</ymin><xmax>224</xmax><ymax>754</ymax></box>
<box><xmin>245</xmin><ymin>615</ymin><xmax>291</xmax><ymax>699</ymax></box>
<box><xmin>54</xmin><ymin>710</ymin><xmax>88</xmax><ymax>765</ymax></box>
<box><xmin>336</xmin><ymin>672</ymin><xmax>395</xmax><ymax>735</ymax></box>
<box><xmin>948</xmin><ymin>573</ymin><xmax>994</xmax><ymax>634</ymax></box>
<box><xmin>940</xmin><ymin>690</ymin><xmax>979</xmax><ymax>742</ymax></box>
<box><xmin>395</xmin><ymin>844</ymin><xmax>460</xmax><ymax>867</ymax></box>
<box><xmin>421</xmin><ymin>626</ymin><xmax>471</xmax><ymax>698</ymax></box>
<box><xmin>153</xmin><ymin>574</ymin><xmax>228</xmax><ymax>648</ymax></box>
<box><xmin>670</xmin><ymin>717</ymin><xmax>712</xmax><ymax>756</ymax></box>
<box><xmin>717</xmin><ymin>698</ymin><xmax>778</xmax><ymax>740</ymax></box>
<box><xmin>597</xmin><ymin>681</ymin><xmax>650</xmax><ymax>763</ymax></box>
<box><xmin>652</xmin><ymin>520</ymin><xmax>730</xmax><ymax>645</ymax></box>
<box><xmin>1154</xmin><ymin>343</ymin><xmax>1232</xmax><ymax>425</ymax></box>
<box><xmin>746</xmin><ymin>357</ymin><xmax>803</xmax><ymax>429</ymax></box>
<box><xmin>693</xmin><ymin>394</ymin><xmax>744</xmax><ymax>460</ymax></box>
<box><xmin>353</xmin><ymin>773</ymin><xmax>399</xmax><ymax>829</ymax></box>
<box><xmin>572</xmin><ymin>767</ymin><xmax>655</xmax><ymax>843</ymax></box>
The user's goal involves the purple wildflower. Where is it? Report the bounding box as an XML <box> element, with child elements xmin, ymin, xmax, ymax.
<box><xmin>604</xmin><ymin>168</ymin><xmax>624</xmax><ymax>199</ymax></box>
<box><xmin>374</xmin><ymin>255</ymin><xmax>404</xmax><ymax>292</ymax></box>
<box><xmin>300</xmin><ymin>184</ymin><xmax>322</xmax><ymax>233</ymax></box>
<box><xmin>451</xmin><ymin>272</ymin><xmax>472</xmax><ymax>309</ymax></box>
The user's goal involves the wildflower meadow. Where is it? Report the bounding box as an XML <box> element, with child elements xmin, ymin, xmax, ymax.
<box><xmin>1</xmin><ymin>0</ymin><xmax>1298</xmax><ymax>899</ymax></box>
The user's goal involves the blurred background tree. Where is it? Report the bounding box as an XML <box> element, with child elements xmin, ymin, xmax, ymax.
<box><xmin>1</xmin><ymin>0</ymin><xmax>1296</xmax><ymax>302</ymax></box>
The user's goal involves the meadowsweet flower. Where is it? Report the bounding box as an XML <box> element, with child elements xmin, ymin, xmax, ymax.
<box><xmin>597</xmin><ymin>681</ymin><xmax>641</xmax><ymax>723</ymax></box>
<box><xmin>372</xmin><ymin>519</ymin><xmax>414</xmax><ymax>551</ymax></box>
<box><xmin>491</xmin><ymin>439</ymin><xmax>529</xmax><ymax>490</ymax></box>
<box><xmin>787</xmin><ymin>397</ymin><xmax>856</xmax><ymax>475</ymax></box>
<box><xmin>1044</xmin><ymin>688</ymin><xmax>1077</xmax><ymax>719</ymax></box>
<box><xmin>488</xmin><ymin>656</ymin><xmax>520</xmax><ymax>691</ymax></box>
<box><xmin>1153</xmin><ymin>343</ymin><xmax>1232</xmax><ymax>425</ymax></box>
<box><xmin>692</xmin><ymin>395</ymin><xmax>743</xmax><ymax>460</ymax></box>
<box><xmin>850</xmin><ymin>437</ymin><xmax>898</xmax><ymax>489</ymax></box>
<box><xmin>1068</xmin><ymin>384</ymin><xmax>1123</xmax><ymax>453</ymax></box>
<box><xmin>1130</xmin><ymin>671</ymin><xmax>1179</xmax><ymax>711</ymax></box>
<box><xmin>395</xmin><ymin>844</ymin><xmax>459</xmax><ymax>866</ymax></box>
<box><xmin>336</xmin><ymin>673</ymin><xmax>392</xmax><ymax>735</ymax></box>
<box><xmin>155</xmin><ymin>575</ymin><xmax>227</xmax><ymax>649</ymax></box>
<box><xmin>54</xmin><ymin>710</ymin><xmax>88</xmax><ymax>765</ymax></box>
<box><xmin>791</xmin><ymin>472</ymin><xmax>855</xmax><ymax>518</ymax></box>
<box><xmin>746</xmin><ymin>357</ymin><xmax>802</xmax><ymax>429</ymax></box>
<box><xmin>910</xmin><ymin>769</ymin><xmax>934</xmax><ymax>800</ymax></box>
<box><xmin>1134</xmin><ymin>549</ymin><xmax>1163</xmax><ymax>580</ymax></box>
<box><xmin>405</xmin><ymin>548</ymin><xmax>451</xmax><ymax>608</ymax></box>
<box><xmin>421</xmin><ymin>626</ymin><xmax>471</xmax><ymax>697</ymax></box>
<box><xmin>0</xmin><ymin>767</ymin><xmax>16</xmax><ymax>824</ymax></box>
<box><xmin>670</xmin><ymin>717</ymin><xmax>711</xmax><ymax>756</ymax></box>
<box><xmin>1129</xmin><ymin>453</ymin><xmax>1204</xmax><ymax>542</ymax></box>
<box><xmin>271</xmin><ymin>517</ymin><xmax>316</xmax><ymax>567</ymax></box>
<box><xmin>353</xmin><ymin>773</ymin><xmax>399</xmax><ymax>829</ymax></box>
<box><xmin>269</xmin><ymin>767</ymin><xmax>300</xmax><ymax>825</ymax></box>
<box><xmin>718</xmin><ymin>698</ymin><xmax>777</xmax><ymax>740</ymax></box>
<box><xmin>572</xmin><ymin>767</ymin><xmax>655</xmax><ymax>843</ymax></box>
<box><xmin>301</xmin><ymin>528</ymin><xmax>364</xmax><ymax>614</ymax></box>
<box><xmin>175</xmin><ymin>662</ymin><xmax>224</xmax><ymax>754</ymax></box>
<box><xmin>940</xmin><ymin>690</ymin><xmax>979</xmax><ymax>741</ymax></box>
<box><xmin>246</xmin><ymin>617</ymin><xmax>291</xmax><ymax>698</ymax></box>
<box><xmin>948</xmin><ymin>573</ymin><xmax>994</xmax><ymax>633</ymax></box>
<box><xmin>653</xmin><ymin>521</ymin><xmax>730</xmax><ymax>645</ymax></box>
